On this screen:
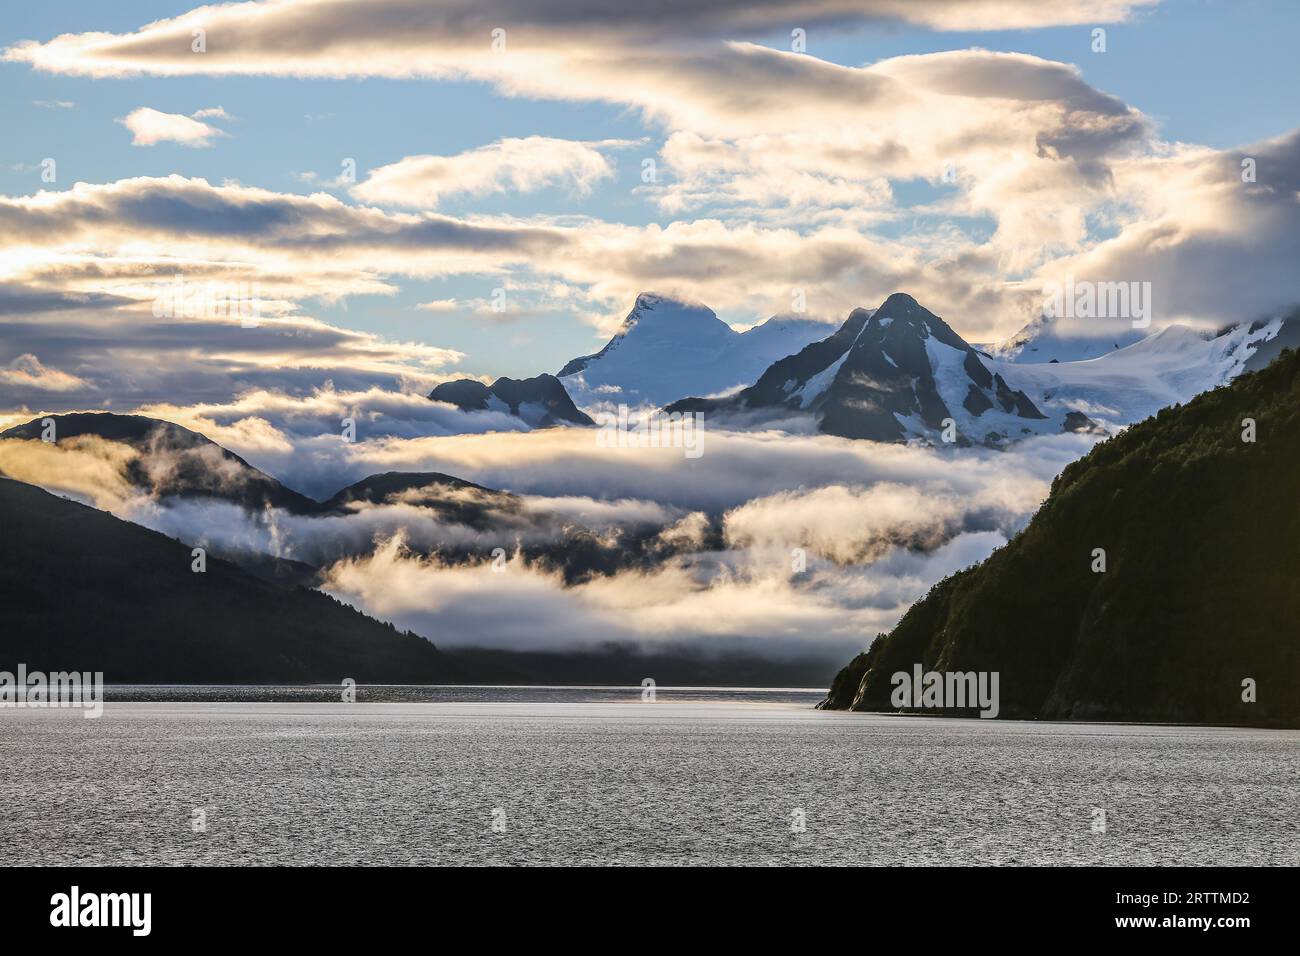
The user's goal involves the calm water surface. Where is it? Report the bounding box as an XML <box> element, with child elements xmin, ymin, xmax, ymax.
<box><xmin>2</xmin><ymin>687</ymin><xmax>1296</xmax><ymax>866</ymax></box>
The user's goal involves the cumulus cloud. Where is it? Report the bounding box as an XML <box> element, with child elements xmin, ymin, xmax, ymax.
<box><xmin>117</xmin><ymin>106</ymin><xmax>229</xmax><ymax>146</ymax></box>
<box><xmin>4</xmin><ymin>17</ymin><xmax>1295</xmax><ymax>362</ymax></box>
<box><xmin>0</xmin><ymin>354</ymin><xmax>89</xmax><ymax>392</ymax></box>
<box><xmin>353</xmin><ymin>137</ymin><xmax>629</xmax><ymax>208</ymax></box>
<box><xmin>1025</xmin><ymin>129</ymin><xmax>1300</xmax><ymax>329</ymax></box>
<box><xmin>1</xmin><ymin>3</ymin><xmax>1187</xmax><ymax>337</ymax></box>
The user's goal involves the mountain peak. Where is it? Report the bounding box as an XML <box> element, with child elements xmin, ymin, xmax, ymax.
<box><xmin>623</xmin><ymin>292</ymin><xmax>720</xmax><ymax>329</ymax></box>
<box><xmin>630</xmin><ymin>290</ymin><xmax>702</xmax><ymax>312</ymax></box>
<box><xmin>875</xmin><ymin>292</ymin><xmax>922</xmax><ymax>314</ymax></box>
<box><xmin>556</xmin><ymin>293</ymin><xmax>829</xmax><ymax>406</ymax></box>
<box><xmin>859</xmin><ymin>293</ymin><xmax>971</xmax><ymax>353</ymax></box>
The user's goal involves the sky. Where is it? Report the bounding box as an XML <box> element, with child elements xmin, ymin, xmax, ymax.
<box><xmin>1</xmin><ymin>0</ymin><xmax>1298</xmax><ymax>404</ymax></box>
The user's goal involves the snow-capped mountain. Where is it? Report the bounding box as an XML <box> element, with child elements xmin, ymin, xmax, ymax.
<box><xmin>666</xmin><ymin>294</ymin><xmax>1295</xmax><ymax>445</ymax></box>
<box><xmin>997</xmin><ymin>316</ymin><xmax>1290</xmax><ymax>430</ymax></box>
<box><xmin>429</xmin><ymin>373</ymin><xmax>594</xmax><ymax>427</ymax></box>
<box><xmin>558</xmin><ymin>292</ymin><xmax>834</xmax><ymax>408</ymax></box>
<box><xmin>670</xmin><ymin>293</ymin><xmax>1079</xmax><ymax>445</ymax></box>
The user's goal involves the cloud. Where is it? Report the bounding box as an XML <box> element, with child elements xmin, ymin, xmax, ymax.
<box><xmin>0</xmin><ymin>353</ymin><xmax>90</xmax><ymax>392</ymax></box>
<box><xmin>119</xmin><ymin>392</ymin><xmax>1095</xmax><ymax>511</ymax></box>
<box><xmin>117</xmin><ymin>106</ymin><xmax>229</xmax><ymax>146</ymax></box>
<box><xmin>318</xmin><ymin>526</ymin><xmax>1009</xmax><ymax>661</ymax></box>
<box><xmin>0</xmin><ymin>296</ymin><xmax>467</xmax><ymax>411</ymax></box>
<box><xmin>353</xmin><ymin>137</ymin><xmax>627</xmax><ymax>208</ymax></box>
<box><xmin>415</xmin><ymin>299</ymin><xmax>459</xmax><ymax>312</ymax></box>
<box><xmin>0</xmin><ymin>436</ymin><xmax>139</xmax><ymax>510</ymax></box>
<box><xmin>4</xmin><ymin>1</ymin><xmax>1158</xmax><ymax>80</ymax></box>
<box><xmin>264</xmin><ymin>428</ymin><xmax>1086</xmax><ymax>660</ymax></box>
<box><xmin>1026</xmin><ymin>129</ymin><xmax>1300</xmax><ymax>328</ymax></box>
<box><xmin>134</xmin><ymin>382</ymin><xmax>535</xmax><ymax>459</ymax></box>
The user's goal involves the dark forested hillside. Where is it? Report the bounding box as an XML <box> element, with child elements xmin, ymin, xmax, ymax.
<box><xmin>821</xmin><ymin>348</ymin><xmax>1300</xmax><ymax>726</ymax></box>
<box><xmin>0</xmin><ymin>477</ymin><xmax>453</xmax><ymax>683</ymax></box>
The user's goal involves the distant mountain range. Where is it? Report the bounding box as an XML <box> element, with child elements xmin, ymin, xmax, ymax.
<box><xmin>545</xmin><ymin>290</ymin><xmax>1293</xmax><ymax>446</ymax></box>
<box><xmin>820</xmin><ymin>345</ymin><xmax>1300</xmax><ymax>727</ymax></box>
<box><xmin>418</xmin><ymin>291</ymin><xmax>1293</xmax><ymax>446</ymax></box>
<box><xmin>4</xmin><ymin>292</ymin><xmax>1295</xmax><ymax>692</ymax></box>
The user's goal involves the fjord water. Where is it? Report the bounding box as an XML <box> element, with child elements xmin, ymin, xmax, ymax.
<box><xmin>2</xmin><ymin>688</ymin><xmax>1295</xmax><ymax>866</ymax></box>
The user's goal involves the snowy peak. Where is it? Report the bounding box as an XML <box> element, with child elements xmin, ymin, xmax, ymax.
<box><xmin>615</xmin><ymin>292</ymin><xmax>732</xmax><ymax>344</ymax></box>
<box><xmin>819</xmin><ymin>295</ymin><xmax>1048</xmax><ymax>442</ymax></box>
<box><xmin>709</xmin><ymin>307</ymin><xmax>873</xmax><ymax>411</ymax></box>
<box><xmin>668</xmin><ymin>293</ymin><xmax>1071</xmax><ymax>446</ymax></box>
<box><xmin>851</xmin><ymin>293</ymin><xmax>973</xmax><ymax>357</ymax></box>
<box><xmin>557</xmin><ymin>292</ymin><xmax>833</xmax><ymax>407</ymax></box>
<box><xmin>558</xmin><ymin>293</ymin><xmax>731</xmax><ymax>379</ymax></box>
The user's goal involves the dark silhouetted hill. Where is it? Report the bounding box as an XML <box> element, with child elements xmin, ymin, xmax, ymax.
<box><xmin>821</xmin><ymin>348</ymin><xmax>1300</xmax><ymax>727</ymax></box>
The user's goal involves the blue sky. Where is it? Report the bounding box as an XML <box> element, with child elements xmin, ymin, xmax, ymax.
<box><xmin>1</xmin><ymin>0</ymin><xmax>1298</xmax><ymax>391</ymax></box>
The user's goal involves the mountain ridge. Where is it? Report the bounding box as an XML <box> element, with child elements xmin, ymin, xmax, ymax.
<box><xmin>429</xmin><ymin>372</ymin><xmax>594</xmax><ymax>427</ymax></box>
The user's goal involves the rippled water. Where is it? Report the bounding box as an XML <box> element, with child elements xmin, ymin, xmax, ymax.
<box><xmin>2</xmin><ymin>688</ymin><xmax>1296</xmax><ymax>866</ymax></box>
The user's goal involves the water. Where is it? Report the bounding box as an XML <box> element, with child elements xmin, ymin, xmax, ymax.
<box><xmin>2</xmin><ymin>687</ymin><xmax>1296</xmax><ymax>866</ymax></box>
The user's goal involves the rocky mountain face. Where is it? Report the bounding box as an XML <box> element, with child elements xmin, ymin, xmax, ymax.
<box><xmin>429</xmin><ymin>373</ymin><xmax>594</xmax><ymax>427</ymax></box>
<box><xmin>670</xmin><ymin>293</ymin><xmax>1076</xmax><ymax>445</ymax></box>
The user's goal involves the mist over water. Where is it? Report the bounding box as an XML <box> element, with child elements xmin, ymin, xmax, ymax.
<box><xmin>3</xmin><ymin>692</ymin><xmax>1296</xmax><ymax>866</ymax></box>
